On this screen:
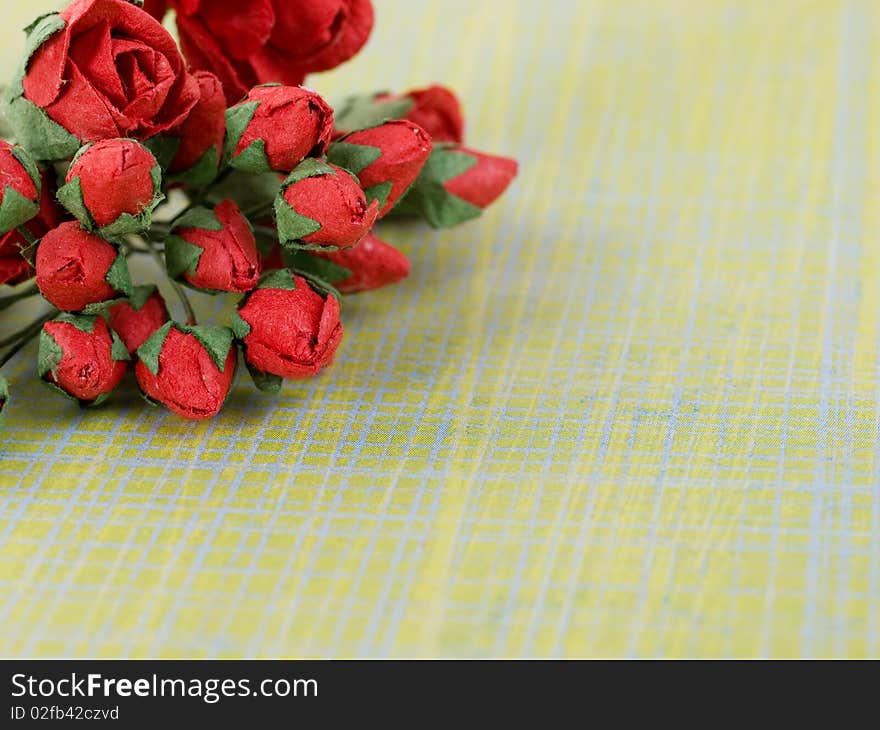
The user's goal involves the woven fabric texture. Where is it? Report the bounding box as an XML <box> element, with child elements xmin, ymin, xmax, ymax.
<box><xmin>1</xmin><ymin>0</ymin><xmax>879</xmax><ymax>658</ymax></box>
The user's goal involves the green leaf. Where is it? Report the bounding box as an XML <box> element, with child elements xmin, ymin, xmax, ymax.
<box><xmin>396</xmin><ymin>147</ymin><xmax>483</xmax><ymax>228</ymax></box>
<box><xmin>246</xmin><ymin>361</ymin><xmax>282</xmax><ymax>394</ymax></box>
<box><xmin>230</xmin><ymin>310</ymin><xmax>252</xmax><ymax>340</ymax></box>
<box><xmin>326</xmin><ymin>141</ymin><xmax>382</xmax><ymax>175</ymax></box>
<box><xmin>110</xmin><ymin>330</ymin><xmax>131</xmax><ymax>362</ymax></box>
<box><xmin>57</xmin><ymin>313</ymin><xmax>97</xmax><ymax>334</ymax></box>
<box><xmin>55</xmin><ymin>175</ymin><xmax>93</xmax><ymax>229</ymax></box>
<box><xmin>171</xmin><ymin>207</ymin><xmax>223</xmax><ymax>232</ymax></box>
<box><xmin>136</xmin><ymin>322</ymin><xmax>172</xmax><ymax>376</ymax></box>
<box><xmin>0</xmin><ymin>185</ymin><xmax>40</xmax><ymax>235</ymax></box>
<box><xmin>163</xmin><ymin>234</ymin><xmax>204</xmax><ymax>279</ymax></box>
<box><xmin>82</xmin><ymin>297</ymin><xmax>126</xmax><ymax>315</ymax></box>
<box><xmin>229</xmin><ymin>138</ymin><xmax>271</xmax><ymax>173</ymax></box>
<box><xmin>169</xmin><ymin>145</ymin><xmax>219</xmax><ymax>187</ymax></box>
<box><xmin>143</xmin><ymin>135</ymin><xmax>180</xmax><ymax>170</ymax></box>
<box><xmin>223</xmin><ymin>101</ymin><xmax>259</xmax><ymax>163</ymax></box>
<box><xmin>5</xmin><ymin>96</ymin><xmax>80</xmax><ymax>161</ymax></box>
<box><xmin>333</xmin><ymin>93</ymin><xmax>415</xmax><ymax>133</ymax></box>
<box><xmin>6</xmin><ymin>13</ymin><xmax>66</xmax><ymax>99</ymax></box>
<box><xmin>281</xmin><ymin>158</ymin><xmax>337</xmax><ymax>187</ymax></box>
<box><xmin>105</xmin><ymin>251</ymin><xmax>133</xmax><ymax>296</ymax></box>
<box><xmin>273</xmin><ymin>196</ymin><xmax>321</xmax><ymax>245</ymax></box>
<box><xmin>282</xmin><ymin>250</ymin><xmax>352</xmax><ymax>284</ymax></box>
<box><xmin>364</xmin><ymin>181</ymin><xmax>393</xmax><ymax>210</ymax></box>
<box><xmin>11</xmin><ymin>145</ymin><xmax>41</xmax><ymax>195</ymax></box>
<box><xmin>257</xmin><ymin>269</ymin><xmax>297</xmax><ymax>291</ymax></box>
<box><xmin>127</xmin><ymin>284</ymin><xmax>158</xmax><ymax>312</ymax></box>
<box><xmin>37</xmin><ymin>327</ymin><xmax>63</xmax><ymax>378</ymax></box>
<box><xmin>186</xmin><ymin>325</ymin><xmax>234</xmax><ymax>371</ymax></box>
<box><xmin>204</xmin><ymin>170</ymin><xmax>282</xmax><ymax>211</ymax></box>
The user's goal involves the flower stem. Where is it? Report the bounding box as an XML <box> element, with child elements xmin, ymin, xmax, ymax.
<box><xmin>0</xmin><ymin>309</ymin><xmax>58</xmax><ymax>368</ymax></box>
<box><xmin>15</xmin><ymin>226</ymin><xmax>37</xmax><ymax>246</ymax></box>
<box><xmin>138</xmin><ymin>235</ymin><xmax>197</xmax><ymax>325</ymax></box>
<box><xmin>0</xmin><ymin>282</ymin><xmax>39</xmax><ymax>312</ymax></box>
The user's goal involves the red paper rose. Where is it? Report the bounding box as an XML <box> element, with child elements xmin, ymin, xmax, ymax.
<box><xmin>164</xmin><ymin>200</ymin><xmax>260</xmax><ymax>293</ymax></box>
<box><xmin>275</xmin><ymin>160</ymin><xmax>378</xmax><ymax>249</ymax></box>
<box><xmin>108</xmin><ymin>285</ymin><xmax>170</xmax><ymax>354</ymax></box>
<box><xmin>393</xmin><ymin>146</ymin><xmax>518</xmax><ymax>228</ymax></box>
<box><xmin>59</xmin><ymin>139</ymin><xmax>162</xmax><ymax>232</ymax></box>
<box><xmin>233</xmin><ymin>270</ymin><xmax>343</xmax><ymax>380</ymax></box>
<box><xmin>0</xmin><ymin>169</ymin><xmax>63</xmax><ymax>287</ymax></box>
<box><xmin>13</xmin><ymin>0</ymin><xmax>199</xmax><ymax>157</ymax></box>
<box><xmin>226</xmin><ymin>85</ymin><xmax>334</xmax><ymax>173</ymax></box>
<box><xmin>135</xmin><ymin>323</ymin><xmax>236</xmax><ymax>420</ymax></box>
<box><xmin>167</xmin><ymin>71</ymin><xmax>226</xmax><ymax>178</ymax></box>
<box><xmin>36</xmin><ymin>221</ymin><xmax>131</xmax><ymax>311</ymax></box>
<box><xmin>333</xmin><ymin>85</ymin><xmax>464</xmax><ymax>144</ymax></box>
<box><xmin>398</xmin><ymin>86</ymin><xmax>464</xmax><ymax>144</ymax></box>
<box><xmin>39</xmin><ymin>314</ymin><xmax>129</xmax><ymax>404</ymax></box>
<box><xmin>319</xmin><ymin>233</ymin><xmax>410</xmax><ymax>294</ymax></box>
<box><xmin>172</xmin><ymin>0</ymin><xmax>374</xmax><ymax>104</ymax></box>
<box><xmin>328</xmin><ymin>120</ymin><xmax>432</xmax><ymax>217</ymax></box>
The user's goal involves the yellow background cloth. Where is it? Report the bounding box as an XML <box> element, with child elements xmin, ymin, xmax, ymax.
<box><xmin>1</xmin><ymin>0</ymin><xmax>879</xmax><ymax>658</ymax></box>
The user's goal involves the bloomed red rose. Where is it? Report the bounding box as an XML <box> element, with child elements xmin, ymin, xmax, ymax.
<box><xmin>172</xmin><ymin>0</ymin><xmax>374</xmax><ymax>103</ymax></box>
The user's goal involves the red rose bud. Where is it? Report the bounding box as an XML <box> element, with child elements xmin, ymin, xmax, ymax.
<box><xmin>333</xmin><ymin>85</ymin><xmax>463</xmax><ymax>143</ymax></box>
<box><xmin>108</xmin><ymin>285</ymin><xmax>170</xmax><ymax>354</ymax></box>
<box><xmin>393</xmin><ymin>146</ymin><xmax>518</xmax><ymax>228</ymax></box>
<box><xmin>274</xmin><ymin>160</ymin><xmax>378</xmax><ymax>250</ymax></box>
<box><xmin>318</xmin><ymin>233</ymin><xmax>410</xmax><ymax>294</ymax></box>
<box><xmin>328</xmin><ymin>121</ymin><xmax>432</xmax><ymax>218</ymax></box>
<box><xmin>135</xmin><ymin>322</ymin><xmax>236</xmax><ymax>420</ymax></box>
<box><xmin>399</xmin><ymin>85</ymin><xmax>464</xmax><ymax>144</ymax></box>
<box><xmin>0</xmin><ymin>168</ymin><xmax>65</xmax><ymax>286</ymax></box>
<box><xmin>36</xmin><ymin>222</ymin><xmax>132</xmax><ymax>312</ymax></box>
<box><xmin>9</xmin><ymin>0</ymin><xmax>199</xmax><ymax>160</ymax></box>
<box><xmin>38</xmin><ymin>314</ymin><xmax>129</xmax><ymax>405</ymax></box>
<box><xmin>233</xmin><ymin>270</ymin><xmax>343</xmax><ymax>385</ymax></box>
<box><xmin>0</xmin><ymin>141</ymin><xmax>41</xmax><ymax>235</ymax></box>
<box><xmin>164</xmin><ymin>200</ymin><xmax>260</xmax><ymax>293</ymax></box>
<box><xmin>58</xmin><ymin>139</ymin><xmax>163</xmax><ymax>235</ymax></box>
<box><xmin>226</xmin><ymin>85</ymin><xmax>334</xmax><ymax>173</ymax></box>
<box><xmin>165</xmin><ymin>71</ymin><xmax>226</xmax><ymax>184</ymax></box>
<box><xmin>173</xmin><ymin>0</ymin><xmax>374</xmax><ymax>104</ymax></box>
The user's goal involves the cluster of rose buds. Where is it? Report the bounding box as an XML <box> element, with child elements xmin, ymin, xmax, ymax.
<box><xmin>0</xmin><ymin>0</ymin><xmax>517</xmax><ymax>421</ymax></box>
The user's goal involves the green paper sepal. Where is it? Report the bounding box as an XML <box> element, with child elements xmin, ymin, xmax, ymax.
<box><xmin>223</xmin><ymin>101</ymin><xmax>259</xmax><ymax>167</ymax></box>
<box><xmin>229</xmin><ymin>139</ymin><xmax>271</xmax><ymax>174</ymax></box>
<box><xmin>245</xmin><ymin>361</ymin><xmax>282</xmax><ymax>394</ymax></box>
<box><xmin>333</xmin><ymin>93</ymin><xmax>415</xmax><ymax>134</ymax></box>
<box><xmin>143</xmin><ymin>135</ymin><xmax>181</xmax><ymax>171</ymax></box>
<box><xmin>0</xmin><ymin>186</ymin><xmax>40</xmax><ymax>236</ymax></box>
<box><xmin>326</xmin><ymin>140</ymin><xmax>382</xmax><ymax>175</ymax></box>
<box><xmin>3</xmin><ymin>96</ymin><xmax>80</xmax><ymax>162</ymax></box>
<box><xmin>168</xmin><ymin>145</ymin><xmax>220</xmax><ymax>188</ymax></box>
<box><xmin>281</xmin><ymin>250</ymin><xmax>352</xmax><ymax>287</ymax></box>
<box><xmin>256</xmin><ymin>268</ymin><xmax>298</xmax><ymax>291</ymax></box>
<box><xmin>386</xmin><ymin>146</ymin><xmax>482</xmax><ymax>228</ymax></box>
<box><xmin>163</xmin><ymin>234</ymin><xmax>203</xmax><ymax>280</ymax></box>
<box><xmin>363</xmin><ymin>181</ymin><xmax>392</xmax><ymax>210</ymax></box>
<box><xmin>105</xmin><ymin>249</ymin><xmax>133</xmax><ymax>297</ymax></box>
<box><xmin>230</xmin><ymin>310</ymin><xmax>252</xmax><ymax>340</ymax></box>
<box><xmin>170</xmin><ymin>207</ymin><xmax>223</xmax><ymax>232</ymax></box>
<box><xmin>124</xmin><ymin>284</ymin><xmax>159</xmax><ymax>312</ymax></box>
<box><xmin>136</xmin><ymin>322</ymin><xmax>234</xmax><ymax>376</ymax></box>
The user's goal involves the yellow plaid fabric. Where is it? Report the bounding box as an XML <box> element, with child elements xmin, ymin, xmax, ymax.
<box><xmin>1</xmin><ymin>0</ymin><xmax>878</xmax><ymax>658</ymax></box>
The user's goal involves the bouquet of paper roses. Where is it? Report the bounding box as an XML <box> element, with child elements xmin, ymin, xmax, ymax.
<box><xmin>0</xmin><ymin>0</ymin><xmax>516</xmax><ymax>421</ymax></box>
